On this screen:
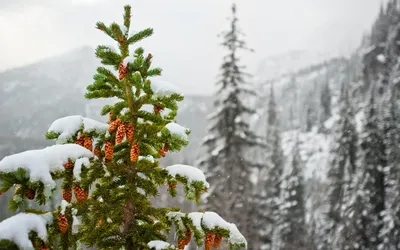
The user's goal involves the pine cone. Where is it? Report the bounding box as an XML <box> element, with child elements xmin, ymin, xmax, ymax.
<box><xmin>115</xmin><ymin>124</ymin><xmax>126</xmax><ymax>144</ymax></box>
<box><xmin>62</xmin><ymin>189</ymin><xmax>72</xmax><ymax>203</ymax></box>
<box><xmin>63</xmin><ymin>161</ymin><xmax>72</xmax><ymax>169</ymax></box>
<box><xmin>74</xmin><ymin>185</ymin><xmax>88</xmax><ymax>203</ymax></box>
<box><xmin>105</xmin><ymin>141</ymin><xmax>114</xmax><ymax>161</ymax></box>
<box><xmin>84</xmin><ymin>137</ymin><xmax>93</xmax><ymax>152</ymax></box>
<box><xmin>184</xmin><ymin>229</ymin><xmax>192</xmax><ymax>245</ymax></box>
<box><xmin>0</xmin><ymin>191</ymin><xmax>3</xmax><ymax>195</ymax></box>
<box><xmin>125</xmin><ymin>123</ymin><xmax>135</xmax><ymax>142</ymax></box>
<box><xmin>24</xmin><ymin>189</ymin><xmax>35</xmax><ymax>200</ymax></box>
<box><xmin>130</xmin><ymin>143</ymin><xmax>140</xmax><ymax>162</ymax></box>
<box><xmin>97</xmin><ymin>219</ymin><xmax>103</xmax><ymax>227</ymax></box>
<box><xmin>58</xmin><ymin>214</ymin><xmax>68</xmax><ymax>233</ymax></box>
<box><xmin>168</xmin><ymin>182</ymin><xmax>176</xmax><ymax>191</ymax></box>
<box><xmin>158</xmin><ymin>148</ymin><xmax>166</xmax><ymax>157</ymax></box>
<box><xmin>154</xmin><ymin>105</ymin><xmax>164</xmax><ymax>115</ymax></box>
<box><xmin>108</xmin><ymin>119</ymin><xmax>122</xmax><ymax>133</ymax></box>
<box><xmin>213</xmin><ymin>234</ymin><xmax>223</xmax><ymax>248</ymax></box>
<box><xmin>177</xmin><ymin>238</ymin><xmax>186</xmax><ymax>250</ymax></box>
<box><xmin>205</xmin><ymin>232</ymin><xmax>214</xmax><ymax>250</ymax></box>
<box><xmin>119</xmin><ymin>61</ymin><xmax>128</xmax><ymax>80</ymax></box>
<box><xmin>76</xmin><ymin>137</ymin><xmax>84</xmax><ymax>147</ymax></box>
<box><xmin>94</xmin><ymin>146</ymin><xmax>102</xmax><ymax>158</ymax></box>
<box><xmin>163</xmin><ymin>144</ymin><xmax>169</xmax><ymax>152</ymax></box>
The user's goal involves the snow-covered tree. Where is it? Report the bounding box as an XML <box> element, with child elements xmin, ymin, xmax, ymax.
<box><xmin>324</xmin><ymin>83</ymin><xmax>358</xmax><ymax>249</ymax></box>
<box><xmin>379</xmin><ymin>87</ymin><xmax>400</xmax><ymax>250</ymax></box>
<box><xmin>273</xmin><ymin>136</ymin><xmax>310</xmax><ymax>250</ymax></box>
<box><xmin>197</xmin><ymin>3</ymin><xmax>261</xmax><ymax>249</ymax></box>
<box><xmin>257</xmin><ymin>84</ymin><xmax>284</xmax><ymax>250</ymax></box>
<box><xmin>318</xmin><ymin>79</ymin><xmax>332</xmax><ymax>133</ymax></box>
<box><xmin>0</xmin><ymin>6</ymin><xmax>247</xmax><ymax>250</ymax></box>
<box><xmin>358</xmin><ymin>88</ymin><xmax>386</xmax><ymax>249</ymax></box>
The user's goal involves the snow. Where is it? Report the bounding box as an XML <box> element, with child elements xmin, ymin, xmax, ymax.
<box><xmin>148</xmin><ymin>240</ymin><xmax>173</xmax><ymax>250</ymax></box>
<box><xmin>60</xmin><ymin>200</ymin><xmax>69</xmax><ymax>214</ymax></box>
<box><xmin>122</xmin><ymin>57</ymin><xmax>134</xmax><ymax>67</ymax></box>
<box><xmin>73</xmin><ymin>157</ymin><xmax>91</xmax><ymax>181</ymax></box>
<box><xmin>166</xmin><ymin>164</ymin><xmax>209</xmax><ymax>188</ymax></box>
<box><xmin>165</xmin><ymin>122</ymin><xmax>189</xmax><ymax>141</ymax></box>
<box><xmin>202</xmin><ymin>212</ymin><xmax>229</xmax><ymax>229</ymax></box>
<box><xmin>188</xmin><ymin>212</ymin><xmax>204</xmax><ymax>233</ymax></box>
<box><xmin>71</xmin><ymin>208</ymin><xmax>81</xmax><ymax>235</ymax></box>
<box><xmin>48</xmin><ymin>115</ymin><xmax>108</xmax><ymax>144</ymax></box>
<box><xmin>138</xmin><ymin>155</ymin><xmax>155</xmax><ymax>163</ymax></box>
<box><xmin>377</xmin><ymin>54</ymin><xmax>386</xmax><ymax>63</ymax></box>
<box><xmin>151</xmin><ymin>80</ymin><xmax>182</xmax><ymax>98</ymax></box>
<box><xmin>228</xmin><ymin>223</ymin><xmax>247</xmax><ymax>247</ymax></box>
<box><xmin>0</xmin><ymin>213</ymin><xmax>52</xmax><ymax>249</ymax></box>
<box><xmin>0</xmin><ymin>144</ymin><xmax>93</xmax><ymax>191</ymax></box>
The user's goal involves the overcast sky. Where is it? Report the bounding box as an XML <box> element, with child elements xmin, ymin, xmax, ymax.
<box><xmin>0</xmin><ymin>0</ymin><xmax>382</xmax><ymax>95</ymax></box>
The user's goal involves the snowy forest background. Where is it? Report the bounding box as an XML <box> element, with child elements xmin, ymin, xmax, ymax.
<box><xmin>1</xmin><ymin>1</ymin><xmax>400</xmax><ymax>250</ymax></box>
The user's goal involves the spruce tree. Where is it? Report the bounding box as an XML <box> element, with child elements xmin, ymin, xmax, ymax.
<box><xmin>197</xmin><ymin>4</ymin><xmax>261</xmax><ymax>249</ymax></box>
<box><xmin>379</xmin><ymin>87</ymin><xmax>400</xmax><ymax>250</ymax></box>
<box><xmin>324</xmin><ymin>83</ymin><xmax>358</xmax><ymax>249</ymax></box>
<box><xmin>318</xmin><ymin>79</ymin><xmax>332</xmax><ymax>133</ymax></box>
<box><xmin>272</xmin><ymin>135</ymin><xmax>310</xmax><ymax>250</ymax></box>
<box><xmin>0</xmin><ymin>6</ymin><xmax>247</xmax><ymax>250</ymax></box>
<box><xmin>358</xmin><ymin>87</ymin><xmax>386</xmax><ymax>249</ymax></box>
<box><xmin>258</xmin><ymin>84</ymin><xmax>284</xmax><ymax>250</ymax></box>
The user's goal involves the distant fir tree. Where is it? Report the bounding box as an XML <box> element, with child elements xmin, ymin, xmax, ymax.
<box><xmin>358</xmin><ymin>88</ymin><xmax>386</xmax><ymax>249</ymax></box>
<box><xmin>379</xmin><ymin>87</ymin><xmax>400</xmax><ymax>250</ymax></box>
<box><xmin>318</xmin><ymin>78</ymin><xmax>332</xmax><ymax>133</ymax></box>
<box><xmin>197</xmin><ymin>4</ymin><xmax>261</xmax><ymax>249</ymax></box>
<box><xmin>324</xmin><ymin>83</ymin><xmax>358</xmax><ymax>249</ymax></box>
<box><xmin>258</xmin><ymin>84</ymin><xmax>284</xmax><ymax>250</ymax></box>
<box><xmin>272</xmin><ymin>135</ymin><xmax>310</xmax><ymax>250</ymax></box>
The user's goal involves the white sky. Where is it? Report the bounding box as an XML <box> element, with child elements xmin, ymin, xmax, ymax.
<box><xmin>0</xmin><ymin>0</ymin><xmax>382</xmax><ymax>95</ymax></box>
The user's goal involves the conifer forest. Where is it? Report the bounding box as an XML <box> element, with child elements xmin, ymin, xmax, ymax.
<box><xmin>0</xmin><ymin>1</ymin><xmax>399</xmax><ymax>250</ymax></box>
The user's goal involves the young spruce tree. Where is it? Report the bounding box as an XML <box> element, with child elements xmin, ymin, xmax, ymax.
<box><xmin>0</xmin><ymin>5</ymin><xmax>246</xmax><ymax>250</ymax></box>
<box><xmin>198</xmin><ymin>4</ymin><xmax>261</xmax><ymax>249</ymax></box>
<box><xmin>324</xmin><ymin>83</ymin><xmax>358</xmax><ymax>249</ymax></box>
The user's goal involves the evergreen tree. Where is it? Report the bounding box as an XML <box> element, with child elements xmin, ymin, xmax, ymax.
<box><xmin>379</xmin><ymin>87</ymin><xmax>400</xmax><ymax>250</ymax></box>
<box><xmin>258</xmin><ymin>84</ymin><xmax>284</xmax><ymax>250</ymax></box>
<box><xmin>273</xmin><ymin>135</ymin><xmax>310</xmax><ymax>250</ymax></box>
<box><xmin>318</xmin><ymin>79</ymin><xmax>332</xmax><ymax>132</ymax></box>
<box><xmin>198</xmin><ymin>4</ymin><xmax>261</xmax><ymax>249</ymax></box>
<box><xmin>324</xmin><ymin>83</ymin><xmax>358</xmax><ymax>249</ymax></box>
<box><xmin>0</xmin><ymin>6</ymin><xmax>247</xmax><ymax>250</ymax></box>
<box><xmin>358</xmin><ymin>87</ymin><xmax>386</xmax><ymax>249</ymax></box>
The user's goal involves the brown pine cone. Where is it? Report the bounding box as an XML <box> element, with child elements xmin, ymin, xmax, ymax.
<box><xmin>130</xmin><ymin>143</ymin><xmax>140</xmax><ymax>162</ymax></box>
<box><xmin>62</xmin><ymin>188</ymin><xmax>72</xmax><ymax>203</ymax></box>
<box><xmin>168</xmin><ymin>182</ymin><xmax>176</xmax><ymax>191</ymax></box>
<box><xmin>105</xmin><ymin>141</ymin><xmax>114</xmax><ymax>161</ymax></box>
<box><xmin>163</xmin><ymin>144</ymin><xmax>169</xmax><ymax>152</ymax></box>
<box><xmin>24</xmin><ymin>189</ymin><xmax>35</xmax><ymax>200</ymax></box>
<box><xmin>115</xmin><ymin>124</ymin><xmax>126</xmax><ymax>144</ymax></box>
<box><xmin>125</xmin><ymin>123</ymin><xmax>135</xmax><ymax>142</ymax></box>
<box><xmin>74</xmin><ymin>185</ymin><xmax>88</xmax><ymax>203</ymax></box>
<box><xmin>205</xmin><ymin>232</ymin><xmax>214</xmax><ymax>250</ymax></box>
<box><xmin>119</xmin><ymin>61</ymin><xmax>128</xmax><ymax>80</ymax></box>
<box><xmin>76</xmin><ymin>137</ymin><xmax>84</xmax><ymax>147</ymax></box>
<box><xmin>108</xmin><ymin>118</ymin><xmax>122</xmax><ymax>133</ymax></box>
<box><xmin>63</xmin><ymin>161</ymin><xmax>72</xmax><ymax>169</ymax></box>
<box><xmin>97</xmin><ymin>219</ymin><xmax>103</xmax><ymax>227</ymax></box>
<box><xmin>153</xmin><ymin>105</ymin><xmax>164</xmax><ymax>115</ymax></box>
<box><xmin>158</xmin><ymin>149</ymin><xmax>166</xmax><ymax>157</ymax></box>
<box><xmin>83</xmin><ymin>137</ymin><xmax>93</xmax><ymax>152</ymax></box>
<box><xmin>177</xmin><ymin>238</ymin><xmax>186</xmax><ymax>250</ymax></box>
<box><xmin>213</xmin><ymin>234</ymin><xmax>223</xmax><ymax>248</ymax></box>
<box><xmin>58</xmin><ymin>214</ymin><xmax>68</xmax><ymax>233</ymax></box>
<box><xmin>94</xmin><ymin>146</ymin><xmax>102</xmax><ymax>158</ymax></box>
<box><xmin>184</xmin><ymin>229</ymin><xmax>192</xmax><ymax>245</ymax></box>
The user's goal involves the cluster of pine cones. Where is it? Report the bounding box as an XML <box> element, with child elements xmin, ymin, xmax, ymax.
<box><xmin>205</xmin><ymin>232</ymin><xmax>223</xmax><ymax>250</ymax></box>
